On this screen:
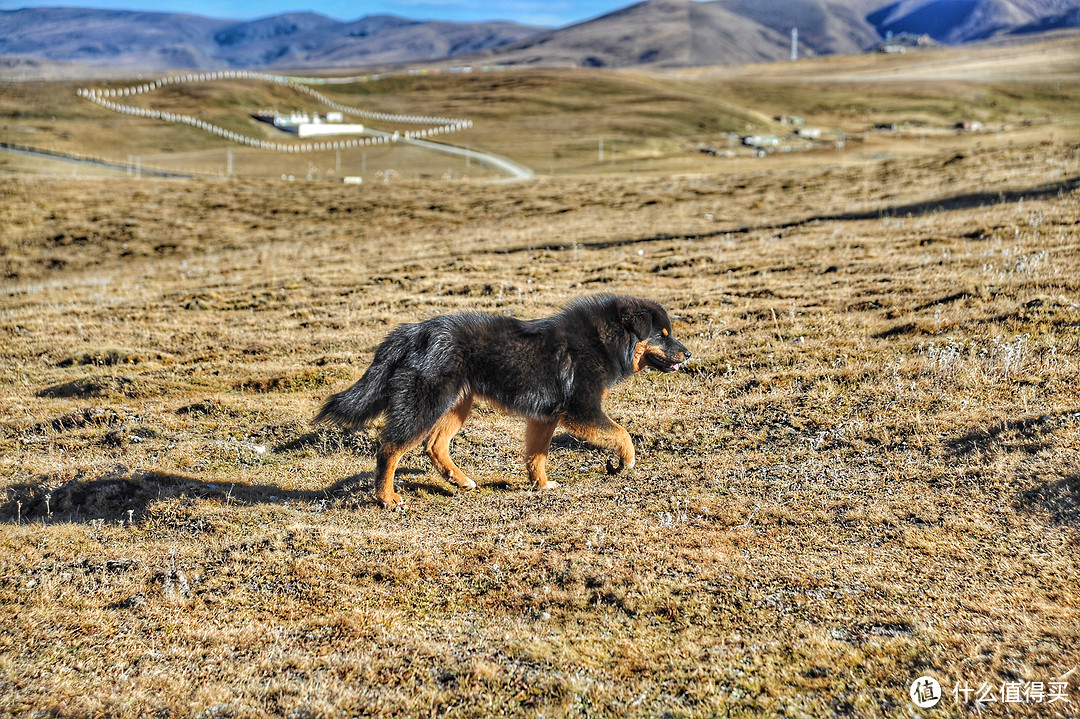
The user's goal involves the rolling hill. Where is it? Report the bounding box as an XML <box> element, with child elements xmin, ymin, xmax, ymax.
<box><xmin>0</xmin><ymin>0</ymin><xmax>1078</xmax><ymax>71</ymax></box>
<box><xmin>865</xmin><ymin>0</ymin><xmax>1080</xmax><ymax>43</ymax></box>
<box><xmin>476</xmin><ymin>0</ymin><xmax>798</xmax><ymax>68</ymax></box>
<box><xmin>0</xmin><ymin>7</ymin><xmax>546</xmax><ymax>70</ymax></box>
<box><xmin>711</xmin><ymin>0</ymin><xmax>886</xmax><ymax>55</ymax></box>
<box><xmin>482</xmin><ymin>0</ymin><xmax>1080</xmax><ymax>67</ymax></box>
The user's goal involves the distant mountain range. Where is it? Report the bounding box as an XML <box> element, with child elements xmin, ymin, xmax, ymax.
<box><xmin>1</xmin><ymin>0</ymin><xmax>1078</xmax><ymax>71</ymax></box>
<box><xmin>867</xmin><ymin>0</ymin><xmax>1080</xmax><ymax>43</ymax></box>
<box><xmin>0</xmin><ymin>8</ymin><xmax>545</xmax><ymax>70</ymax></box>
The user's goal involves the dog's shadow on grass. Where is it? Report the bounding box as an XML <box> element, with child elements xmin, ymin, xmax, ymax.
<box><xmin>1</xmin><ymin>425</ymin><xmax>534</xmax><ymax>524</ymax></box>
<box><xmin>0</xmin><ymin>446</ymin><xmax>463</xmax><ymax>526</ymax></box>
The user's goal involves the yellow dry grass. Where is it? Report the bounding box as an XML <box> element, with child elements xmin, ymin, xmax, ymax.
<box><xmin>1</xmin><ymin>135</ymin><xmax>1078</xmax><ymax>717</ymax></box>
<box><xmin>2</xmin><ymin>42</ymin><xmax>1080</xmax><ymax>717</ymax></box>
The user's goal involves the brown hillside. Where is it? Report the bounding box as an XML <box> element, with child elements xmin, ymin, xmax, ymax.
<box><xmin>478</xmin><ymin>0</ymin><xmax>797</xmax><ymax>67</ymax></box>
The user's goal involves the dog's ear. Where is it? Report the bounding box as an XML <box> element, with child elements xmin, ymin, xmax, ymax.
<box><xmin>617</xmin><ymin>297</ymin><xmax>653</xmax><ymax>340</ymax></box>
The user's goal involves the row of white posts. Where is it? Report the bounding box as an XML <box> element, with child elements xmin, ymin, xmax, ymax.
<box><xmin>76</xmin><ymin>71</ymin><xmax>473</xmax><ymax>154</ymax></box>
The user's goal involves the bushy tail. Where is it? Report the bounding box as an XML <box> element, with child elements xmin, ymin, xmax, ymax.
<box><xmin>312</xmin><ymin>332</ymin><xmax>407</xmax><ymax>429</ymax></box>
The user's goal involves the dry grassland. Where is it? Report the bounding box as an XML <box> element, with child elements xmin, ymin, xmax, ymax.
<box><xmin>5</xmin><ymin>34</ymin><xmax>1079</xmax><ymax>182</ymax></box>
<box><xmin>1</xmin><ymin>128</ymin><xmax>1078</xmax><ymax>717</ymax></box>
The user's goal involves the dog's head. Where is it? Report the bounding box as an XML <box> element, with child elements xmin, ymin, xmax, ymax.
<box><xmin>617</xmin><ymin>296</ymin><xmax>691</xmax><ymax>373</ymax></box>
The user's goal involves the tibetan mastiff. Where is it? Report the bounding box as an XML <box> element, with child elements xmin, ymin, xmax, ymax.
<box><xmin>315</xmin><ymin>294</ymin><xmax>690</xmax><ymax>508</ymax></box>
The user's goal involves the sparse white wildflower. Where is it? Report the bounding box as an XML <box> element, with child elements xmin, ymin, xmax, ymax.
<box><xmin>992</xmin><ymin>333</ymin><xmax>1031</xmax><ymax>377</ymax></box>
<box><xmin>920</xmin><ymin>338</ymin><xmax>967</xmax><ymax>375</ymax></box>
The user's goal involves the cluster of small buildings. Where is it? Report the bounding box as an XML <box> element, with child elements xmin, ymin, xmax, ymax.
<box><xmin>700</xmin><ymin>104</ymin><xmax>990</xmax><ymax>160</ymax></box>
<box><xmin>252</xmin><ymin>110</ymin><xmax>366</xmax><ymax>138</ymax></box>
<box><xmin>738</xmin><ymin>115</ymin><xmax>825</xmax><ymax>152</ymax></box>
<box><xmin>875</xmin><ymin>32</ymin><xmax>937</xmax><ymax>54</ymax></box>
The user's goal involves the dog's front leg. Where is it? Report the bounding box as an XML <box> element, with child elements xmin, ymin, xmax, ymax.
<box><xmin>560</xmin><ymin>412</ymin><xmax>635</xmax><ymax>475</ymax></box>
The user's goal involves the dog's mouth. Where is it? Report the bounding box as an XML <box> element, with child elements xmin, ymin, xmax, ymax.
<box><xmin>646</xmin><ymin>353</ymin><xmax>682</xmax><ymax>373</ymax></box>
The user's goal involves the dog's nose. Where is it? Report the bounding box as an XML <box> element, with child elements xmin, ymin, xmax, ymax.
<box><xmin>683</xmin><ymin>349</ymin><xmax>692</xmax><ymax>359</ymax></box>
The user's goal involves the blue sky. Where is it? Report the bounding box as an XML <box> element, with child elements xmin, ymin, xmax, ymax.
<box><xmin>2</xmin><ymin>0</ymin><xmax>631</xmax><ymax>26</ymax></box>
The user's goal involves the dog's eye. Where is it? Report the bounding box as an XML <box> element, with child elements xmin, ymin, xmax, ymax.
<box><xmin>661</xmin><ymin>328</ymin><xmax>669</xmax><ymax>337</ymax></box>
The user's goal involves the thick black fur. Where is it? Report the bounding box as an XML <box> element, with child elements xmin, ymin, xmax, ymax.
<box><xmin>314</xmin><ymin>295</ymin><xmax>689</xmax><ymax>447</ymax></box>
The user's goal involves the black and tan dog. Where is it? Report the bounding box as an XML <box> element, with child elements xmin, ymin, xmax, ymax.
<box><xmin>315</xmin><ymin>294</ymin><xmax>690</xmax><ymax>508</ymax></box>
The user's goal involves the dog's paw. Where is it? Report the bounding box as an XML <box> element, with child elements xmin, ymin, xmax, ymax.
<box><xmin>377</xmin><ymin>492</ymin><xmax>407</xmax><ymax>510</ymax></box>
<box><xmin>606</xmin><ymin>455</ymin><xmax>636</xmax><ymax>475</ymax></box>
<box><xmin>534</xmin><ymin>479</ymin><xmax>561</xmax><ymax>490</ymax></box>
<box><xmin>450</xmin><ymin>470</ymin><xmax>477</xmax><ymax>491</ymax></box>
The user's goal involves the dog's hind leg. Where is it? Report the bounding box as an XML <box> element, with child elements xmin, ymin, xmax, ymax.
<box><xmin>377</xmin><ymin>374</ymin><xmax>463</xmax><ymax>508</ymax></box>
<box><xmin>375</xmin><ymin>440</ymin><xmax>420</xmax><ymax>509</ymax></box>
<box><xmin>424</xmin><ymin>391</ymin><xmax>476</xmax><ymax>491</ymax></box>
<box><xmin>560</xmin><ymin>412</ymin><xmax>635</xmax><ymax>475</ymax></box>
<box><xmin>526</xmin><ymin>418</ymin><xmax>559</xmax><ymax>489</ymax></box>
